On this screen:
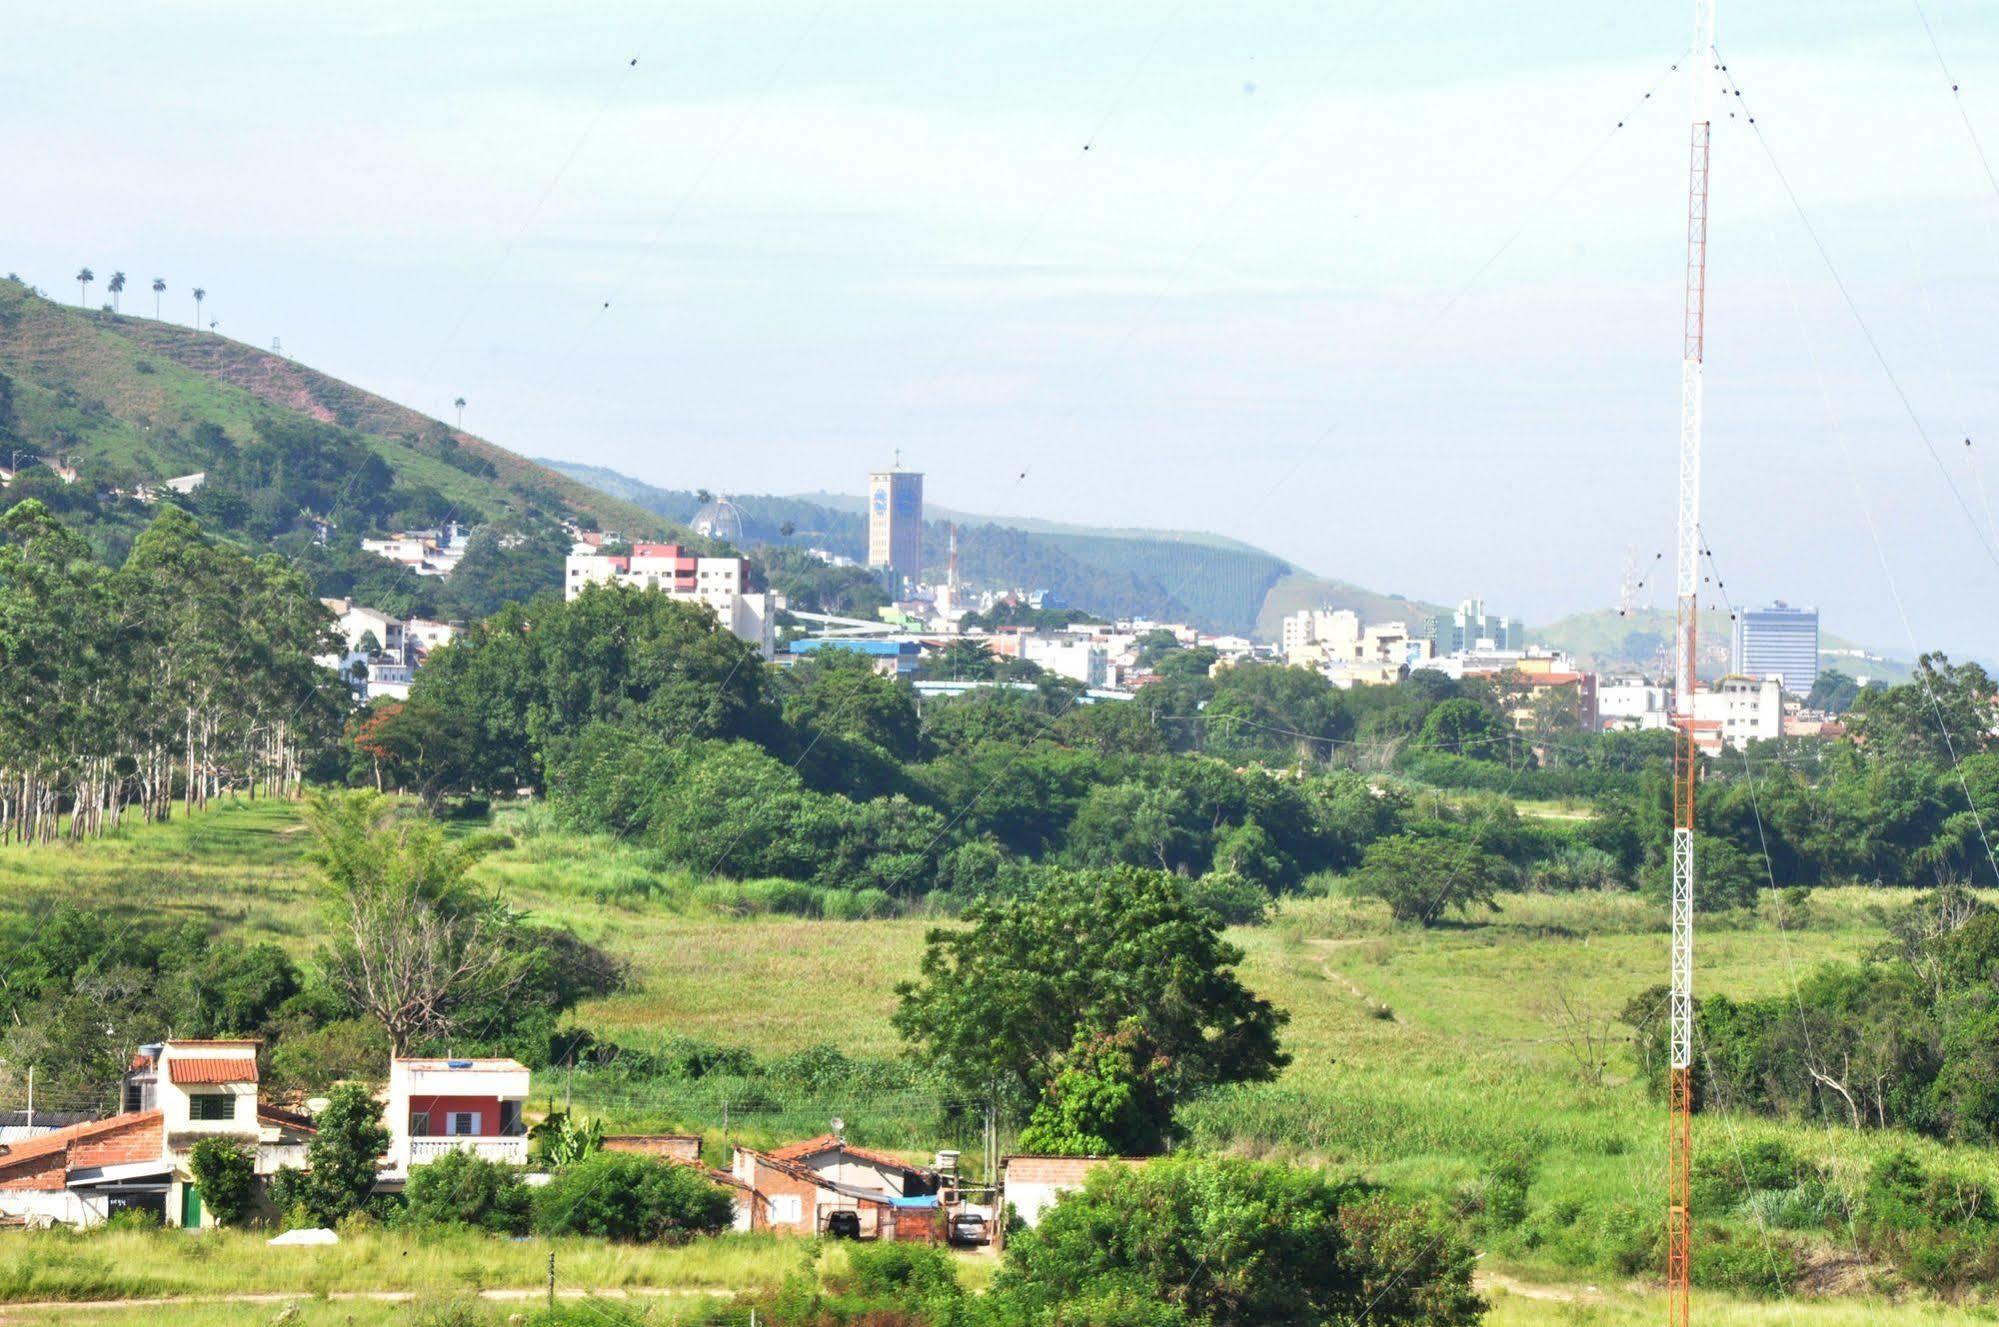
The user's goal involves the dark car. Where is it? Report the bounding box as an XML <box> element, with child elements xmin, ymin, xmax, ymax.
<box><xmin>948</xmin><ymin>1212</ymin><xmax>989</xmax><ymax>1247</ymax></box>
<box><xmin>825</xmin><ymin>1210</ymin><xmax>863</xmax><ymax>1239</ymax></box>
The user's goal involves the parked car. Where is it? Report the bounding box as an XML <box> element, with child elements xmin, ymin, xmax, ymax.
<box><xmin>825</xmin><ymin>1210</ymin><xmax>862</xmax><ymax>1239</ymax></box>
<box><xmin>948</xmin><ymin>1212</ymin><xmax>989</xmax><ymax>1247</ymax></box>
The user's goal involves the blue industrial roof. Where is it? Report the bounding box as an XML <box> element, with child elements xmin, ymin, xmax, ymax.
<box><xmin>792</xmin><ymin>638</ymin><xmax>919</xmax><ymax>656</ymax></box>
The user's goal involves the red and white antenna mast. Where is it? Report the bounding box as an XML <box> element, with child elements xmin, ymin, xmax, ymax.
<box><xmin>1670</xmin><ymin>2</ymin><xmax>1715</xmax><ymax>1325</ymax></box>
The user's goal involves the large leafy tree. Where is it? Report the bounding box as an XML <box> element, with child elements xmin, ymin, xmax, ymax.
<box><xmin>1849</xmin><ymin>653</ymin><xmax>1999</xmax><ymax>766</ymax></box>
<box><xmin>407</xmin><ymin>585</ymin><xmax>782</xmax><ymax>795</ymax></box>
<box><xmin>988</xmin><ymin>1155</ymin><xmax>1484</xmax><ymax>1327</ymax></box>
<box><xmin>893</xmin><ymin>865</ymin><xmax>1288</xmax><ymax>1106</ymax></box>
<box><xmin>1348</xmin><ymin>832</ymin><xmax>1507</xmax><ymax>926</ymax></box>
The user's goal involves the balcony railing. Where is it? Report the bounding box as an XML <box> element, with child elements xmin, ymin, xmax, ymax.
<box><xmin>407</xmin><ymin>1135</ymin><xmax>528</xmax><ymax>1166</ymax></box>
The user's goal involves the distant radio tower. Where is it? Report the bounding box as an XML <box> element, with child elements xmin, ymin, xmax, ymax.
<box><xmin>270</xmin><ymin>336</ymin><xmax>284</xmax><ymax>357</ymax></box>
<box><xmin>1618</xmin><ymin>545</ymin><xmax>1640</xmax><ymax>616</ymax></box>
<box><xmin>946</xmin><ymin>522</ymin><xmax>960</xmax><ymax>594</ymax></box>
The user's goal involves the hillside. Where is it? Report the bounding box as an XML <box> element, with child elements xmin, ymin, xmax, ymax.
<box><xmin>548</xmin><ymin>460</ymin><xmax>1436</xmax><ymax>637</ymax></box>
<box><xmin>0</xmin><ymin>279</ymin><xmax>671</xmax><ymax>546</ymax></box>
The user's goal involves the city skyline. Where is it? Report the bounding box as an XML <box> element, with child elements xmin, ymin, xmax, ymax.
<box><xmin>8</xmin><ymin>2</ymin><xmax>1999</xmax><ymax>657</ymax></box>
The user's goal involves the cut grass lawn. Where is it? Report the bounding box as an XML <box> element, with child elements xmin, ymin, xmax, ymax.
<box><xmin>4</xmin><ymin>799</ymin><xmax>1996</xmax><ymax>1302</ymax></box>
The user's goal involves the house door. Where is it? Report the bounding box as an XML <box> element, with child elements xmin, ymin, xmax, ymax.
<box><xmin>181</xmin><ymin>1183</ymin><xmax>203</xmax><ymax>1229</ymax></box>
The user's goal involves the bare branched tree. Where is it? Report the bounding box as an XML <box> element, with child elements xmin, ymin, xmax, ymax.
<box><xmin>1541</xmin><ymin>982</ymin><xmax>1616</xmax><ymax>1089</ymax></box>
<box><xmin>308</xmin><ymin>791</ymin><xmax>523</xmax><ymax>1056</ymax></box>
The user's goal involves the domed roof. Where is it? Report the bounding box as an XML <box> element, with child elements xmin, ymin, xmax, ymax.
<box><xmin>691</xmin><ymin>495</ymin><xmax>746</xmax><ymax>544</ymax></box>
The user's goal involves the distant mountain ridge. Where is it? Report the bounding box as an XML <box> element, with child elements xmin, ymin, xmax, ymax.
<box><xmin>546</xmin><ymin>459</ymin><xmax>1447</xmax><ymax>638</ymax></box>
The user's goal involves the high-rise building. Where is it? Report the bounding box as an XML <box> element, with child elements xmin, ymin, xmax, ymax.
<box><xmin>1732</xmin><ymin>601</ymin><xmax>1819</xmax><ymax>694</ymax></box>
<box><xmin>867</xmin><ymin>456</ymin><xmax>923</xmax><ymax>594</ymax></box>
<box><xmin>1425</xmin><ymin>597</ymin><xmax>1522</xmax><ymax>653</ymax></box>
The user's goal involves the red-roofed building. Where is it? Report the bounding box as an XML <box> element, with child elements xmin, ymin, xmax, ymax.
<box><xmin>730</xmin><ymin>1136</ymin><xmax>942</xmax><ymax>1240</ymax></box>
<box><xmin>0</xmin><ymin>1041</ymin><xmax>312</xmax><ymax>1229</ymax></box>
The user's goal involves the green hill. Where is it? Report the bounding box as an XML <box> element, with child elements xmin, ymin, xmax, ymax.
<box><xmin>0</xmin><ymin>279</ymin><xmax>672</xmax><ymax>548</ymax></box>
<box><xmin>1533</xmin><ymin>607</ymin><xmax>1911</xmax><ymax>684</ymax></box>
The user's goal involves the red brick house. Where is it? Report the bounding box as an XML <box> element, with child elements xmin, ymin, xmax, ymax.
<box><xmin>730</xmin><ymin>1137</ymin><xmax>942</xmax><ymax>1240</ymax></box>
<box><xmin>0</xmin><ymin>1041</ymin><xmax>315</xmax><ymax>1229</ymax></box>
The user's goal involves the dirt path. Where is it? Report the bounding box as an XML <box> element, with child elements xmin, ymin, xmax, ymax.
<box><xmin>0</xmin><ymin>1286</ymin><xmax>728</xmax><ymax>1321</ymax></box>
<box><xmin>1476</xmin><ymin>1272</ymin><xmax>1606</xmax><ymax>1304</ymax></box>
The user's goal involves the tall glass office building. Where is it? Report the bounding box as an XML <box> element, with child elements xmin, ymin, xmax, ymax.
<box><xmin>1732</xmin><ymin>602</ymin><xmax>1819</xmax><ymax>694</ymax></box>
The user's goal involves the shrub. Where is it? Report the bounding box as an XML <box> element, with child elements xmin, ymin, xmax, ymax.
<box><xmin>187</xmin><ymin>1137</ymin><xmax>257</xmax><ymax>1227</ymax></box>
<box><xmin>268</xmin><ymin>1083</ymin><xmax>390</xmax><ymax>1227</ymax></box>
<box><xmin>400</xmin><ymin>1149</ymin><xmax>532</xmax><ymax>1234</ymax></box>
<box><xmin>821</xmin><ymin>887</ymin><xmax>895</xmax><ymax>920</ymax></box>
<box><xmin>990</xmin><ymin>1155</ymin><xmax>1482</xmax><ymax>1327</ymax></box>
<box><xmin>533</xmin><ymin>1153</ymin><xmax>732</xmax><ymax>1242</ymax></box>
<box><xmin>1181</xmin><ymin>870</ymin><xmax>1273</xmax><ymax>925</ymax></box>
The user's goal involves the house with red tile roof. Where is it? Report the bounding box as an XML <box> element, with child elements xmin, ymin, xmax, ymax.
<box><xmin>0</xmin><ymin>1041</ymin><xmax>312</xmax><ymax>1229</ymax></box>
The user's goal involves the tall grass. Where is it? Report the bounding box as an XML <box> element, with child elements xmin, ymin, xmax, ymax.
<box><xmin>0</xmin><ymin>1227</ymin><xmax>804</xmax><ymax>1303</ymax></box>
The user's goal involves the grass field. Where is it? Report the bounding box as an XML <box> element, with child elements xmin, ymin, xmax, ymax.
<box><xmin>3</xmin><ymin>798</ymin><xmax>1995</xmax><ymax>1313</ymax></box>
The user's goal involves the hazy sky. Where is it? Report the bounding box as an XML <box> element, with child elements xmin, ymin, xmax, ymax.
<box><xmin>11</xmin><ymin>2</ymin><xmax>1999</xmax><ymax>656</ymax></box>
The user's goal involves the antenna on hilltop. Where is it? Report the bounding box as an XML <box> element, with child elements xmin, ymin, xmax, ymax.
<box><xmin>1618</xmin><ymin>545</ymin><xmax>1640</xmax><ymax>616</ymax></box>
<box><xmin>270</xmin><ymin>337</ymin><xmax>284</xmax><ymax>357</ymax></box>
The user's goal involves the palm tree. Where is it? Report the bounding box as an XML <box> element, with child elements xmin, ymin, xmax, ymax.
<box><xmin>75</xmin><ymin>268</ymin><xmax>94</xmax><ymax>307</ymax></box>
<box><xmin>696</xmin><ymin>488</ymin><xmax>714</xmax><ymax>505</ymax></box>
<box><xmin>192</xmin><ymin>287</ymin><xmax>205</xmax><ymax>329</ymax></box>
<box><xmin>107</xmin><ymin>271</ymin><xmax>126</xmax><ymax>313</ymax></box>
<box><xmin>779</xmin><ymin>520</ymin><xmax>796</xmax><ymax>543</ymax></box>
<box><xmin>454</xmin><ymin>397</ymin><xmax>466</xmax><ymax>428</ymax></box>
<box><xmin>151</xmin><ymin>277</ymin><xmax>166</xmax><ymax>318</ymax></box>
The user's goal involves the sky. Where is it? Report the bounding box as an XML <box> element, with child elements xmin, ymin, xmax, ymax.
<box><xmin>10</xmin><ymin>1</ymin><xmax>1999</xmax><ymax>657</ymax></box>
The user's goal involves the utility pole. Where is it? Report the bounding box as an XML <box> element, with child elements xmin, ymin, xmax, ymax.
<box><xmin>547</xmin><ymin>1250</ymin><xmax>555</xmax><ymax>1308</ymax></box>
<box><xmin>1669</xmin><ymin>3</ymin><xmax>1716</xmax><ymax>1326</ymax></box>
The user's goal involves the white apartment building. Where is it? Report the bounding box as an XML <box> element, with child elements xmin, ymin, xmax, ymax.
<box><xmin>1599</xmin><ymin>679</ymin><xmax>1672</xmax><ymax>731</ymax></box>
<box><xmin>1021</xmin><ymin>635</ymin><xmax>1109</xmax><ymax>687</ymax></box>
<box><xmin>564</xmin><ymin>542</ymin><xmax>776</xmax><ymax>658</ymax></box>
<box><xmin>361</xmin><ymin>523</ymin><xmax>472</xmax><ymax>578</ymax></box>
<box><xmin>1690</xmin><ymin>674</ymin><xmax>1784</xmax><ymax>752</ymax></box>
<box><xmin>1281</xmin><ymin>609</ymin><xmax>1433</xmax><ymax>686</ymax></box>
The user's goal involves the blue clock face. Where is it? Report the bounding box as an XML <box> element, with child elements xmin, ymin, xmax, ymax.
<box><xmin>872</xmin><ymin>489</ymin><xmax>889</xmax><ymax>516</ymax></box>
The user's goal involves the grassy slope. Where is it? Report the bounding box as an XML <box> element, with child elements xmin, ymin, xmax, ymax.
<box><xmin>0</xmin><ymin>282</ymin><xmax>668</xmax><ymax>538</ymax></box>
<box><xmin>4</xmin><ymin>800</ymin><xmax>1994</xmax><ymax>1305</ymax></box>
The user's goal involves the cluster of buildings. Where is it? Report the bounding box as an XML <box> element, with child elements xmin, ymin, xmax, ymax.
<box><xmin>563</xmin><ymin>535</ymin><xmax>778</xmax><ymax>659</ymax></box>
<box><xmin>360</xmin><ymin>523</ymin><xmax>473</xmax><ymax>579</ymax></box>
<box><xmin>316</xmin><ymin>599</ymin><xmax>457</xmax><ymax>702</ymax></box>
<box><xmin>1267</xmin><ymin>597</ymin><xmax>1837</xmax><ymax>754</ymax></box>
<box><xmin>0</xmin><ymin>1043</ymin><xmax>1129</xmax><ymax>1248</ymax></box>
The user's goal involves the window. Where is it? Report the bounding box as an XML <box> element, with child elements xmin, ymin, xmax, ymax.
<box><xmin>189</xmin><ymin>1093</ymin><xmax>236</xmax><ymax>1123</ymax></box>
<box><xmin>499</xmin><ymin>1101</ymin><xmax>523</xmax><ymax>1135</ymax></box>
<box><xmin>770</xmin><ymin>1194</ymin><xmax>803</xmax><ymax>1225</ymax></box>
<box><xmin>447</xmin><ymin>1112</ymin><xmax>481</xmax><ymax>1136</ymax></box>
<box><xmin>410</xmin><ymin>1111</ymin><xmax>432</xmax><ymax>1137</ymax></box>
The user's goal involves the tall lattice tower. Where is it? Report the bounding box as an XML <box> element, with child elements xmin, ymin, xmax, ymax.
<box><xmin>1669</xmin><ymin>3</ymin><xmax>1716</xmax><ymax>1324</ymax></box>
